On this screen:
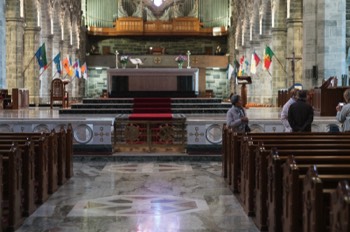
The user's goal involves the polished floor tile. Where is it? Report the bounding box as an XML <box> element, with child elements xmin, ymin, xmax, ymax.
<box><xmin>16</xmin><ymin>161</ymin><xmax>259</xmax><ymax>232</ymax></box>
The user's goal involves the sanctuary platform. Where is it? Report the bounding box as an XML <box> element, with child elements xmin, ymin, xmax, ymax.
<box><xmin>0</xmin><ymin>102</ymin><xmax>340</xmax><ymax>156</ymax></box>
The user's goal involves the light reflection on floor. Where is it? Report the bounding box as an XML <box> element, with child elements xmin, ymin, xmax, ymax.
<box><xmin>16</xmin><ymin>162</ymin><xmax>259</xmax><ymax>232</ymax></box>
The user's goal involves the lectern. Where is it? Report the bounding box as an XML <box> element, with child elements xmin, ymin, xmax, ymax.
<box><xmin>237</xmin><ymin>76</ymin><xmax>252</xmax><ymax>107</ymax></box>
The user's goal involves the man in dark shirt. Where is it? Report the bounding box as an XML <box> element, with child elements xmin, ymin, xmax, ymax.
<box><xmin>288</xmin><ymin>90</ymin><xmax>314</xmax><ymax>132</ymax></box>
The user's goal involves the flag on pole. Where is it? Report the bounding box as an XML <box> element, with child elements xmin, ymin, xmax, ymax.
<box><xmin>73</xmin><ymin>60</ymin><xmax>81</xmax><ymax>78</ymax></box>
<box><xmin>238</xmin><ymin>55</ymin><xmax>245</xmax><ymax>76</ymax></box>
<box><xmin>35</xmin><ymin>43</ymin><xmax>48</xmax><ymax>70</ymax></box>
<box><xmin>264</xmin><ymin>46</ymin><xmax>274</xmax><ymax>70</ymax></box>
<box><xmin>63</xmin><ymin>56</ymin><xmax>74</xmax><ymax>77</ymax></box>
<box><xmin>250</xmin><ymin>52</ymin><xmax>261</xmax><ymax>74</ymax></box>
<box><xmin>80</xmin><ymin>62</ymin><xmax>88</xmax><ymax>80</ymax></box>
<box><xmin>53</xmin><ymin>53</ymin><xmax>62</xmax><ymax>74</ymax></box>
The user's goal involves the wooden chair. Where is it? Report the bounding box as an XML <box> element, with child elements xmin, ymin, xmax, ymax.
<box><xmin>50</xmin><ymin>79</ymin><xmax>69</xmax><ymax>109</ymax></box>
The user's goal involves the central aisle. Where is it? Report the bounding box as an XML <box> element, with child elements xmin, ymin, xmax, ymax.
<box><xmin>16</xmin><ymin>160</ymin><xmax>259</xmax><ymax>232</ymax></box>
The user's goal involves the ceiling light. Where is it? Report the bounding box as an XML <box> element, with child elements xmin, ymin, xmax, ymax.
<box><xmin>153</xmin><ymin>0</ymin><xmax>163</xmax><ymax>7</ymax></box>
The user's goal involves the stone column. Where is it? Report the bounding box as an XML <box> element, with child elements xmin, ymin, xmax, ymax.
<box><xmin>303</xmin><ymin>0</ymin><xmax>346</xmax><ymax>88</ymax></box>
<box><xmin>6</xmin><ymin>18</ymin><xmax>25</xmax><ymax>91</ymax></box>
<box><xmin>23</xmin><ymin>26</ymin><xmax>41</xmax><ymax>105</ymax></box>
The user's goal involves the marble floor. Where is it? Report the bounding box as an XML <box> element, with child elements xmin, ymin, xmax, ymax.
<box><xmin>16</xmin><ymin>161</ymin><xmax>259</xmax><ymax>232</ymax></box>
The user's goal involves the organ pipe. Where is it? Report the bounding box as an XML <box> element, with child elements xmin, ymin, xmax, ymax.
<box><xmin>84</xmin><ymin>0</ymin><xmax>229</xmax><ymax>28</ymax></box>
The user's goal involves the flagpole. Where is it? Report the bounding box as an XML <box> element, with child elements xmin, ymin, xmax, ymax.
<box><xmin>273</xmin><ymin>55</ymin><xmax>287</xmax><ymax>74</ymax></box>
<box><xmin>266</xmin><ymin>70</ymin><xmax>273</xmax><ymax>78</ymax></box>
<box><xmin>22</xmin><ymin>54</ymin><xmax>36</xmax><ymax>76</ymax></box>
<box><xmin>52</xmin><ymin>71</ymin><xmax>58</xmax><ymax>79</ymax></box>
<box><xmin>38</xmin><ymin>59</ymin><xmax>54</xmax><ymax>78</ymax></box>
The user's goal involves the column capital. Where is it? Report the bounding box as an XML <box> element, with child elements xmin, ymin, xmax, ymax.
<box><xmin>5</xmin><ymin>17</ymin><xmax>25</xmax><ymax>23</ymax></box>
<box><xmin>24</xmin><ymin>26</ymin><xmax>41</xmax><ymax>32</ymax></box>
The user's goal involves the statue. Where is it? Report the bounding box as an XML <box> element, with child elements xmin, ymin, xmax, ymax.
<box><xmin>187</xmin><ymin>0</ymin><xmax>198</xmax><ymax>18</ymax></box>
<box><xmin>132</xmin><ymin>0</ymin><xmax>143</xmax><ymax>18</ymax></box>
<box><xmin>117</xmin><ymin>0</ymin><xmax>128</xmax><ymax>18</ymax></box>
<box><xmin>145</xmin><ymin>7</ymin><xmax>157</xmax><ymax>21</ymax></box>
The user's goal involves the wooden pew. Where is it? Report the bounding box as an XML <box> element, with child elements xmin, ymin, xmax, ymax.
<box><xmin>236</xmin><ymin>134</ymin><xmax>350</xmax><ymax>230</ymax></box>
<box><xmin>285</xmin><ymin>159</ymin><xmax>350</xmax><ymax>232</ymax></box>
<box><xmin>224</xmin><ymin>132</ymin><xmax>350</xmax><ymax>194</ymax></box>
<box><xmin>0</xmin><ymin>146</ymin><xmax>23</xmax><ymax>232</ymax></box>
<box><xmin>330</xmin><ymin>180</ymin><xmax>350</xmax><ymax>232</ymax></box>
<box><xmin>0</xmin><ymin>142</ymin><xmax>36</xmax><ymax>217</ymax></box>
<box><xmin>65</xmin><ymin>124</ymin><xmax>73</xmax><ymax>179</ymax></box>
<box><xmin>0</xmin><ymin>136</ymin><xmax>49</xmax><ymax>204</ymax></box>
<box><xmin>267</xmin><ymin>149</ymin><xmax>350</xmax><ymax>232</ymax></box>
<box><xmin>222</xmin><ymin>124</ymin><xmax>228</xmax><ymax>179</ymax></box>
<box><xmin>57</xmin><ymin>127</ymin><xmax>67</xmax><ymax>185</ymax></box>
<box><xmin>0</xmin><ymin>125</ymin><xmax>73</xmax><ymax>192</ymax></box>
<box><xmin>242</xmin><ymin>139</ymin><xmax>350</xmax><ymax>216</ymax></box>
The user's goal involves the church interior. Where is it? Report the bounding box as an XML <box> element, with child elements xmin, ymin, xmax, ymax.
<box><xmin>1</xmin><ymin>0</ymin><xmax>350</xmax><ymax>231</ymax></box>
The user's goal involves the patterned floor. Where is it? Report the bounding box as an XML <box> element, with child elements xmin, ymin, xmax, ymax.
<box><xmin>16</xmin><ymin>161</ymin><xmax>259</xmax><ymax>232</ymax></box>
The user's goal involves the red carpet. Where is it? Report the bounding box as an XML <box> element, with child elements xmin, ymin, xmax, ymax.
<box><xmin>132</xmin><ymin>98</ymin><xmax>172</xmax><ymax>114</ymax></box>
<box><xmin>128</xmin><ymin>113</ymin><xmax>173</xmax><ymax>120</ymax></box>
<box><xmin>129</xmin><ymin>98</ymin><xmax>172</xmax><ymax>120</ymax></box>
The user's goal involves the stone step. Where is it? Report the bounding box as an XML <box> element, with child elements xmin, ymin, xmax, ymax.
<box><xmin>82</xmin><ymin>98</ymin><xmax>223</xmax><ymax>104</ymax></box>
<box><xmin>59</xmin><ymin>108</ymin><xmax>228</xmax><ymax>114</ymax></box>
<box><xmin>70</xmin><ymin>103</ymin><xmax>230</xmax><ymax>109</ymax></box>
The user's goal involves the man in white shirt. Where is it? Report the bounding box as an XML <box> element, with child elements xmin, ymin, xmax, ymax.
<box><xmin>280</xmin><ymin>89</ymin><xmax>299</xmax><ymax>132</ymax></box>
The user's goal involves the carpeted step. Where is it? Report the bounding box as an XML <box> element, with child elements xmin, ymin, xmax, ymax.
<box><xmin>133</xmin><ymin>108</ymin><xmax>172</xmax><ymax>113</ymax></box>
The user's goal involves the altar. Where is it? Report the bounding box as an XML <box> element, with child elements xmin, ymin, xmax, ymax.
<box><xmin>107</xmin><ymin>68</ymin><xmax>199</xmax><ymax>98</ymax></box>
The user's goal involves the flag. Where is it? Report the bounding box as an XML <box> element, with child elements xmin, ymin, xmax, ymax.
<box><xmin>80</xmin><ymin>62</ymin><xmax>88</xmax><ymax>80</ymax></box>
<box><xmin>73</xmin><ymin>60</ymin><xmax>81</xmax><ymax>78</ymax></box>
<box><xmin>250</xmin><ymin>52</ymin><xmax>261</xmax><ymax>74</ymax></box>
<box><xmin>35</xmin><ymin>43</ymin><xmax>48</xmax><ymax>70</ymax></box>
<box><xmin>264</xmin><ymin>46</ymin><xmax>274</xmax><ymax>70</ymax></box>
<box><xmin>239</xmin><ymin>55</ymin><xmax>245</xmax><ymax>65</ymax></box>
<box><xmin>238</xmin><ymin>56</ymin><xmax>245</xmax><ymax>76</ymax></box>
<box><xmin>63</xmin><ymin>56</ymin><xmax>74</xmax><ymax>77</ymax></box>
<box><xmin>53</xmin><ymin>53</ymin><xmax>61</xmax><ymax>74</ymax></box>
<box><xmin>243</xmin><ymin>59</ymin><xmax>249</xmax><ymax>75</ymax></box>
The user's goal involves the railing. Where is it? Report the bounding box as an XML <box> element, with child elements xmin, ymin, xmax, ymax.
<box><xmin>113</xmin><ymin>114</ymin><xmax>186</xmax><ymax>153</ymax></box>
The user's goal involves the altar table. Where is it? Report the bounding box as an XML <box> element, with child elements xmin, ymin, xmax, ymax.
<box><xmin>107</xmin><ymin>68</ymin><xmax>199</xmax><ymax>98</ymax></box>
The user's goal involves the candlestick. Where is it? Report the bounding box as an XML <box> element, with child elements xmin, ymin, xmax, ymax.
<box><xmin>115</xmin><ymin>50</ymin><xmax>119</xmax><ymax>69</ymax></box>
<box><xmin>187</xmin><ymin>50</ymin><xmax>191</xmax><ymax>69</ymax></box>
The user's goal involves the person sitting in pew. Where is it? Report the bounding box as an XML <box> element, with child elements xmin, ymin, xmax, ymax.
<box><xmin>336</xmin><ymin>88</ymin><xmax>350</xmax><ymax>132</ymax></box>
<box><xmin>288</xmin><ymin>90</ymin><xmax>314</xmax><ymax>132</ymax></box>
<box><xmin>226</xmin><ymin>94</ymin><xmax>249</xmax><ymax>133</ymax></box>
<box><xmin>280</xmin><ymin>88</ymin><xmax>299</xmax><ymax>132</ymax></box>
